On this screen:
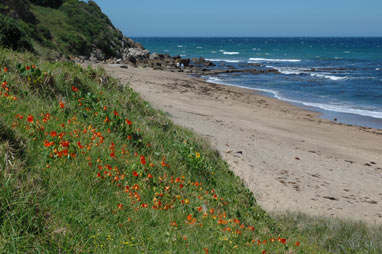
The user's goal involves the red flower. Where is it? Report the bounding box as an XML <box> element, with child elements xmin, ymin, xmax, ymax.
<box><xmin>117</xmin><ymin>203</ymin><xmax>123</xmax><ymax>210</ymax></box>
<box><xmin>3</xmin><ymin>67</ymin><xmax>8</xmax><ymax>72</ymax></box>
<box><xmin>77</xmin><ymin>142</ymin><xmax>84</xmax><ymax>149</ymax></box>
<box><xmin>71</xmin><ymin>86</ymin><xmax>79</xmax><ymax>92</ymax></box>
<box><xmin>132</xmin><ymin>171</ymin><xmax>139</xmax><ymax>177</ymax></box>
<box><xmin>59</xmin><ymin>101</ymin><xmax>64</xmax><ymax>109</ymax></box>
<box><xmin>110</xmin><ymin>152</ymin><xmax>115</xmax><ymax>158</ymax></box>
<box><xmin>280</xmin><ymin>238</ymin><xmax>287</xmax><ymax>244</ymax></box>
<box><xmin>32</xmin><ymin>64</ymin><xmax>36</xmax><ymax>69</ymax></box>
<box><xmin>60</xmin><ymin>141</ymin><xmax>70</xmax><ymax>148</ymax></box>
<box><xmin>140</xmin><ymin>155</ymin><xmax>146</xmax><ymax>166</ymax></box>
<box><xmin>50</xmin><ymin>131</ymin><xmax>57</xmax><ymax>137</ymax></box>
<box><xmin>295</xmin><ymin>242</ymin><xmax>300</xmax><ymax>246</ymax></box>
<box><xmin>125</xmin><ymin>119</ymin><xmax>132</xmax><ymax>126</ymax></box>
<box><xmin>44</xmin><ymin>140</ymin><xmax>55</xmax><ymax>147</ymax></box>
<box><xmin>148</xmin><ymin>173</ymin><xmax>153</xmax><ymax>178</ymax></box>
<box><xmin>27</xmin><ymin>115</ymin><xmax>34</xmax><ymax>123</ymax></box>
<box><xmin>179</xmin><ymin>183</ymin><xmax>184</xmax><ymax>189</ymax></box>
<box><xmin>113</xmin><ymin>111</ymin><xmax>118</xmax><ymax>116</ymax></box>
<box><xmin>26</xmin><ymin>65</ymin><xmax>30</xmax><ymax>71</ymax></box>
<box><xmin>261</xmin><ymin>251</ymin><xmax>266</xmax><ymax>254</ymax></box>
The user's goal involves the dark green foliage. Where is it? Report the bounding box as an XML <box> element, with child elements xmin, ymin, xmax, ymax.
<box><xmin>0</xmin><ymin>15</ymin><xmax>33</xmax><ymax>51</ymax></box>
<box><xmin>1</xmin><ymin>0</ymin><xmax>125</xmax><ymax>58</ymax></box>
<box><xmin>29</xmin><ymin>0</ymin><xmax>64</xmax><ymax>8</ymax></box>
<box><xmin>56</xmin><ymin>0</ymin><xmax>123</xmax><ymax>57</ymax></box>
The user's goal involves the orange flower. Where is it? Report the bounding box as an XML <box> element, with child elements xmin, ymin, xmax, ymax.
<box><xmin>59</xmin><ymin>101</ymin><xmax>64</xmax><ymax>109</ymax></box>
<box><xmin>148</xmin><ymin>173</ymin><xmax>153</xmax><ymax>178</ymax></box>
<box><xmin>27</xmin><ymin>115</ymin><xmax>34</xmax><ymax>123</ymax></box>
<box><xmin>204</xmin><ymin>248</ymin><xmax>208</xmax><ymax>254</ymax></box>
<box><xmin>3</xmin><ymin>67</ymin><xmax>8</xmax><ymax>72</ymax></box>
<box><xmin>187</xmin><ymin>214</ymin><xmax>193</xmax><ymax>221</ymax></box>
<box><xmin>117</xmin><ymin>203</ymin><xmax>123</xmax><ymax>210</ymax></box>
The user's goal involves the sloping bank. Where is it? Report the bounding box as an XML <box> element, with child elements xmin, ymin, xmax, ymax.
<box><xmin>0</xmin><ymin>49</ymin><xmax>325</xmax><ymax>253</ymax></box>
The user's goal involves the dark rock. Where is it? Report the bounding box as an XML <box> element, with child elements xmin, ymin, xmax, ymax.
<box><xmin>175</xmin><ymin>58</ymin><xmax>190</xmax><ymax>67</ymax></box>
<box><xmin>126</xmin><ymin>55</ymin><xmax>136</xmax><ymax>64</ymax></box>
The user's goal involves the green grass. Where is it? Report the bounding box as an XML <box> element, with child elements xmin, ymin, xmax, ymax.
<box><xmin>0</xmin><ymin>48</ymin><xmax>323</xmax><ymax>253</ymax></box>
<box><xmin>1</xmin><ymin>0</ymin><xmax>124</xmax><ymax>58</ymax></box>
<box><xmin>274</xmin><ymin>212</ymin><xmax>382</xmax><ymax>254</ymax></box>
<box><xmin>1</xmin><ymin>48</ymin><xmax>380</xmax><ymax>253</ymax></box>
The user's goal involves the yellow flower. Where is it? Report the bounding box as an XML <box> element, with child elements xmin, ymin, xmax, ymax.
<box><xmin>195</xmin><ymin>152</ymin><xmax>200</xmax><ymax>158</ymax></box>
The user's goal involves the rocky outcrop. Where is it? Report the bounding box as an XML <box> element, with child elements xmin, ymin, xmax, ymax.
<box><xmin>191</xmin><ymin>57</ymin><xmax>216</xmax><ymax>67</ymax></box>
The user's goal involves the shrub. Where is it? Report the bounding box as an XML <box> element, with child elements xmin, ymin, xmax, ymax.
<box><xmin>29</xmin><ymin>0</ymin><xmax>64</xmax><ymax>8</ymax></box>
<box><xmin>0</xmin><ymin>15</ymin><xmax>33</xmax><ymax>51</ymax></box>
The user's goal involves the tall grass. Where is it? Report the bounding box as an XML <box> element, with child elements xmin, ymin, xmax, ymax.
<box><xmin>274</xmin><ymin>212</ymin><xmax>382</xmax><ymax>254</ymax></box>
<box><xmin>0</xmin><ymin>49</ymin><xmax>323</xmax><ymax>253</ymax></box>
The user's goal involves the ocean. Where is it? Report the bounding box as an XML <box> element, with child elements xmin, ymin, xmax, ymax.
<box><xmin>133</xmin><ymin>37</ymin><xmax>382</xmax><ymax>129</ymax></box>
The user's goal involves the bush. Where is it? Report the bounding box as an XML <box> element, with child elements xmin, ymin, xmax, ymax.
<box><xmin>0</xmin><ymin>15</ymin><xmax>33</xmax><ymax>51</ymax></box>
<box><xmin>29</xmin><ymin>0</ymin><xmax>64</xmax><ymax>8</ymax></box>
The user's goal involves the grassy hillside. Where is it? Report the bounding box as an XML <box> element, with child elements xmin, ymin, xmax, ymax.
<box><xmin>0</xmin><ymin>0</ymin><xmax>125</xmax><ymax>59</ymax></box>
<box><xmin>0</xmin><ymin>49</ymin><xmax>324</xmax><ymax>253</ymax></box>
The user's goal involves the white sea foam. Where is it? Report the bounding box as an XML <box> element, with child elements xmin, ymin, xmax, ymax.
<box><xmin>269</xmin><ymin>66</ymin><xmax>307</xmax><ymax>75</ymax></box>
<box><xmin>310</xmin><ymin>73</ymin><xmax>348</xmax><ymax>81</ymax></box>
<box><xmin>219</xmin><ymin>50</ymin><xmax>225</xmax><ymax>52</ymax></box>
<box><xmin>268</xmin><ymin>66</ymin><xmax>349</xmax><ymax>80</ymax></box>
<box><xmin>197</xmin><ymin>46</ymin><xmax>203</xmax><ymax>49</ymax></box>
<box><xmin>177</xmin><ymin>45</ymin><xmax>183</xmax><ymax>48</ymax></box>
<box><xmin>206</xmin><ymin>58</ymin><xmax>240</xmax><ymax>63</ymax></box>
<box><xmin>164</xmin><ymin>49</ymin><xmax>169</xmax><ymax>52</ymax></box>
<box><xmin>180</xmin><ymin>54</ymin><xmax>187</xmax><ymax>57</ymax></box>
<box><xmin>204</xmin><ymin>76</ymin><xmax>226</xmax><ymax>84</ymax></box>
<box><xmin>223</xmin><ymin>52</ymin><xmax>240</xmax><ymax>55</ymax></box>
<box><xmin>376</xmin><ymin>68</ymin><xmax>380</xmax><ymax>71</ymax></box>
<box><xmin>248</xmin><ymin>58</ymin><xmax>301</xmax><ymax>63</ymax></box>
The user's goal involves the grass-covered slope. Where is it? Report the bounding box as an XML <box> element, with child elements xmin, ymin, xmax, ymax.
<box><xmin>0</xmin><ymin>0</ymin><xmax>124</xmax><ymax>59</ymax></box>
<box><xmin>0</xmin><ymin>49</ymin><xmax>322</xmax><ymax>253</ymax></box>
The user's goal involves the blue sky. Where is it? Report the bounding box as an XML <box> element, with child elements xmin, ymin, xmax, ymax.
<box><xmin>93</xmin><ymin>0</ymin><xmax>382</xmax><ymax>37</ymax></box>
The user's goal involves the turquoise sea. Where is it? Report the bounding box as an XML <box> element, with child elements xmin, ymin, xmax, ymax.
<box><xmin>133</xmin><ymin>37</ymin><xmax>382</xmax><ymax>128</ymax></box>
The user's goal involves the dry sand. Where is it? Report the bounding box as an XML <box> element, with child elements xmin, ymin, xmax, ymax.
<box><xmin>101</xmin><ymin>64</ymin><xmax>382</xmax><ymax>225</ymax></box>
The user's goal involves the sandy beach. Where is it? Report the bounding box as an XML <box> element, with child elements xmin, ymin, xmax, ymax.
<box><xmin>101</xmin><ymin>64</ymin><xmax>382</xmax><ymax>225</ymax></box>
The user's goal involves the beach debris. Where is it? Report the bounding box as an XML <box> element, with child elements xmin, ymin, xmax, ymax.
<box><xmin>295</xmin><ymin>157</ymin><xmax>300</xmax><ymax>160</ymax></box>
<box><xmin>323</xmin><ymin>196</ymin><xmax>337</xmax><ymax>201</ymax></box>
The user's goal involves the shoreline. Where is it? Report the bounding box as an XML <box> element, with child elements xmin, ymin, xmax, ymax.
<box><xmin>199</xmin><ymin>74</ymin><xmax>382</xmax><ymax>130</ymax></box>
<box><xmin>101</xmin><ymin>64</ymin><xmax>382</xmax><ymax>224</ymax></box>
